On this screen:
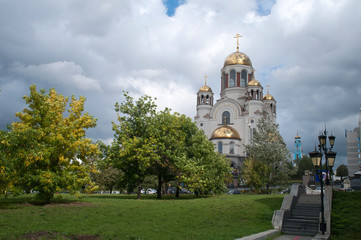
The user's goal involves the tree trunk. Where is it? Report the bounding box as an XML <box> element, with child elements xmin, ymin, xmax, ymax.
<box><xmin>109</xmin><ymin>186</ymin><xmax>113</xmax><ymax>194</ymax></box>
<box><xmin>137</xmin><ymin>182</ymin><xmax>143</xmax><ymax>200</ymax></box>
<box><xmin>176</xmin><ymin>175</ymin><xmax>180</xmax><ymax>198</ymax></box>
<box><xmin>157</xmin><ymin>174</ymin><xmax>163</xmax><ymax>199</ymax></box>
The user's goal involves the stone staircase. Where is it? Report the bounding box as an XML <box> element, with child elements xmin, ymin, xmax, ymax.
<box><xmin>282</xmin><ymin>194</ymin><xmax>321</xmax><ymax>236</ymax></box>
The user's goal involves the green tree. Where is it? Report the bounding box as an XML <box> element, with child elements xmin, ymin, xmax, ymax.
<box><xmin>243</xmin><ymin>116</ymin><xmax>292</xmax><ymax>190</ymax></box>
<box><xmin>5</xmin><ymin>85</ymin><xmax>98</xmax><ymax>203</ymax></box>
<box><xmin>180</xmin><ymin>130</ymin><xmax>231</xmax><ymax>196</ymax></box>
<box><xmin>241</xmin><ymin>157</ymin><xmax>269</xmax><ymax>192</ymax></box>
<box><xmin>91</xmin><ymin>141</ymin><xmax>123</xmax><ymax>193</ymax></box>
<box><xmin>293</xmin><ymin>156</ymin><xmax>314</xmax><ymax>179</ymax></box>
<box><xmin>0</xmin><ymin>130</ymin><xmax>17</xmax><ymax>195</ymax></box>
<box><xmin>112</xmin><ymin>92</ymin><xmax>231</xmax><ymax>199</ymax></box>
<box><xmin>112</xmin><ymin>92</ymin><xmax>159</xmax><ymax>199</ymax></box>
<box><xmin>336</xmin><ymin>164</ymin><xmax>348</xmax><ymax>181</ymax></box>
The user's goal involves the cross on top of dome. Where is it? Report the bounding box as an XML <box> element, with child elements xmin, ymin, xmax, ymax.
<box><xmin>233</xmin><ymin>33</ymin><xmax>242</xmax><ymax>52</ymax></box>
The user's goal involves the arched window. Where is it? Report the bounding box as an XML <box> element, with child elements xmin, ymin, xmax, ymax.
<box><xmin>230</xmin><ymin>78</ymin><xmax>235</xmax><ymax>87</ymax></box>
<box><xmin>218</xmin><ymin>142</ymin><xmax>223</xmax><ymax>153</ymax></box>
<box><xmin>241</xmin><ymin>79</ymin><xmax>245</xmax><ymax>87</ymax></box>
<box><xmin>230</xmin><ymin>70</ymin><xmax>236</xmax><ymax>87</ymax></box>
<box><xmin>222</xmin><ymin>72</ymin><xmax>226</xmax><ymax>90</ymax></box>
<box><xmin>241</xmin><ymin>70</ymin><xmax>247</xmax><ymax>86</ymax></box>
<box><xmin>222</xmin><ymin>111</ymin><xmax>230</xmax><ymax>125</ymax></box>
<box><xmin>229</xmin><ymin>141</ymin><xmax>235</xmax><ymax>154</ymax></box>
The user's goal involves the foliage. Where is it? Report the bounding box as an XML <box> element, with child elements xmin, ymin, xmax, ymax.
<box><xmin>112</xmin><ymin>92</ymin><xmax>230</xmax><ymax>199</ymax></box>
<box><xmin>180</xmin><ymin>130</ymin><xmax>231</xmax><ymax>195</ymax></box>
<box><xmin>336</xmin><ymin>164</ymin><xmax>348</xmax><ymax>180</ymax></box>
<box><xmin>90</xmin><ymin>141</ymin><xmax>123</xmax><ymax>193</ymax></box>
<box><xmin>0</xmin><ymin>131</ymin><xmax>17</xmax><ymax>195</ymax></box>
<box><xmin>112</xmin><ymin>92</ymin><xmax>158</xmax><ymax>199</ymax></box>
<box><xmin>332</xmin><ymin>191</ymin><xmax>361</xmax><ymax>239</ymax></box>
<box><xmin>243</xmin><ymin>116</ymin><xmax>292</xmax><ymax>190</ymax></box>
<box><xmin>241</xmin><ymin>157</ymin><xmax>269</xmax><ymax>192</ymax></box>
<box><xmin>0</xmin><ymin>193</ymin><xmax>284</xmax><ymax>240</ymax></box>
<box><xmin>2</xmin><ymin>85</ymin><xmax>98</xmax><ymax>202</ymax></box>
<box><xmin>293</xmin><ymin>156</ymin><xmax>314</xmax><ymax>179</ymax></box>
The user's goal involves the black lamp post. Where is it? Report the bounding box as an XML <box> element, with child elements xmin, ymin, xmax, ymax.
<box><xmin>309</xmin><ymin>129</ymin><xmax>337</xmax><ymax>235</ymax></box>
<box><xmin>318</xmin><ymin>130</ymin><xmax>336</xmax><ymax>185</ymax></box>
<box><xmin>309</xmin><ymin>148</ymin><xmax>326</xmax><ymax>234</ymax></box>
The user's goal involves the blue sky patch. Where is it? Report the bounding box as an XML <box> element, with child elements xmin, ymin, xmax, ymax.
<box><xmin>163</xmin><ymin>0</ymin><xmax>185</xmax><ymax>17</ymax></box>
<box><xmin>256</xmin><ymin>0</ymin><xmax>276</xmax><ymax>16</ymax></box>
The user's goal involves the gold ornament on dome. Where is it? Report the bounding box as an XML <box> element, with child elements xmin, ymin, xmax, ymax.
<box><xmin>211</xmin><ymin>125</ymin><xmax>241</xmax><ymax>140</ymax></box>
<box><xmin>224</xmin><ymin>52</ymin><xmax>252</xmax><ymax>67</ymax></box>
<box><xmin>224</xmin><ymin>33</ymin><xmax>252</xmax><ymax>67</ymax></box>
<box><xmin>199</xmin><ymin>74</ymin><xmax>213</xmax><ymax>92</ymax></box>
<box><xmin>263</xmin><ymin>84</ymin><xmax>275</xmax><ymax>100</ymax></box>
<box><xmin>248</xmin><ymin>76</ymin><xmax>261</xmax><ymax>86</ymax></box>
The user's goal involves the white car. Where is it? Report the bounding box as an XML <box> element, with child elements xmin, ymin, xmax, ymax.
<box><xmin>141</xmin><ymin>188</ymin><xmax>157</xmax><ymax>194</ymax></box>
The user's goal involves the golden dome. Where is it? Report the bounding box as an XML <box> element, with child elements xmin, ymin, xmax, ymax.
<box><xmin>199</xmin><ymin>84</ymin><xmax>212</xmax><ymax>92</ymax></box>
<box><xmin>210</xmin><ymin>125</ymin><xmax>241</xmax><ymax>140</ymax></box>
<box><xmin>263</xmin><ymin>93</ymin><xmax>275</xmax><ymax>101</ymax></box>
<box><xmin>248</xmin><ymin>78</ymin><xmax>261</xmax><ymax>86</ymax></box>
<box><xmin>295</xmin><ymin>135</ymin><xmax>301</xmax><ymax>139</ymax></box>
<box><xmin>224</xmin><ymin>51</ymin><xmax>252</xmax><ymax>67</ymax></box>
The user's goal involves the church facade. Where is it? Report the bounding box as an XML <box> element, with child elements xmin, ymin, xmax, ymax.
<box><xmin>194</xmin><ymin>36</ymin><xmax>276</xmax><ymax>186</ymax></box>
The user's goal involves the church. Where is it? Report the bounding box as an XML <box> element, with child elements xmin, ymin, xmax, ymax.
<box><xmin>194</xmin><ymin>34</ymin><xmax>276</xmax><ymax>186</ymax></box>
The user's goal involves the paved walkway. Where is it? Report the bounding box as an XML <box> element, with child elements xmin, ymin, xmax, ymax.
<box><xmin>273</xmin><ymin>234</ymin><xmax>313</xmax><ymax>240</ymax></box>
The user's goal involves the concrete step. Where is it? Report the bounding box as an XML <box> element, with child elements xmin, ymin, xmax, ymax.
<box><xmin>282</xmin><ymin>219</ymin><xmax>319</xmax><ymax>236</ymax></box>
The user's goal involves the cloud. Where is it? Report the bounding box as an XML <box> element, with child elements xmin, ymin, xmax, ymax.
<box><xmin>1</xmin><ymin>0</ymin><xmax>361</xmax><ymax>169</ymax></box>
<box><xmin>10</xmin><ymin>61</ymin><xmax>102</xmax><ymax>92</ymax></box>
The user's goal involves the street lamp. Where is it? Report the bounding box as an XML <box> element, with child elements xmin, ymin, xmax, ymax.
<box><xmin>318</xmin><ymin>131</ymin><xmax>336</xmax><ymax>185</ymax></box>
<box><xmin>309</xmin><ymin>147</ymin><xmax>326</xmax><ymax>234</ymax></box>
<box><xmin>309</xmin><ymin>129</ymin><xmax>337</xmax><ymax>235</ymax></box>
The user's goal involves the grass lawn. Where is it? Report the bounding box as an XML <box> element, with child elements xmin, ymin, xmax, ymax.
<box><xmin>332</xmin><ymin>190</ymin><xmax>361</xmax><ymax>240</ymax></box>
<box><xmin>0</xmin><ymin>193</ymin><xmax>283</xmax><ymax>240</ymax></box>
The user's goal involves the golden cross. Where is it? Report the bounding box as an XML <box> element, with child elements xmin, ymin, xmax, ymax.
<box><xmin>233</xmin><ymin>33</ymin><xmax>242</xmax><ymax>52</ymax></box>
<box><xmin>204</xmin><ymin>75</ymin><xmax>208</xmax><ymax>85</ymax></box>
<box><xmin>266</xmin><ymin>84</ymin><xmax>270</xmax><ymax>94</ymax></box>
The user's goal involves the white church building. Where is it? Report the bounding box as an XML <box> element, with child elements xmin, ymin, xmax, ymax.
<box><xmin>194</xmin><ymin>35</ymin><xmax>276</xmax><ymax>186</ymax></box>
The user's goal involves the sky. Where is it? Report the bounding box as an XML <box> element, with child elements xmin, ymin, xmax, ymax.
<box><xmin>1</xmin><ymin>0</ymin><xmax>360</xmax><ymax>168</ymax></box>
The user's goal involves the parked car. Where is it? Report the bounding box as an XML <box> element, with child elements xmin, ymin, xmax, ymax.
<box><xmin>141</xmin><ymin>188</ymin><xmax>157</xmax><ymax>194</ymax></box>
<box><xmin>227</xmin><ymin>189</ymin><xmax>241</xmax><ymax>194</ymax></box>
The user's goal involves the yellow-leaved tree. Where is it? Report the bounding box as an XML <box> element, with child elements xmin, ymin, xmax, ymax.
<box><xmin>7</xmin><ymin>85</ymin><xmax>98</xmax><ymax>203</ymax></box>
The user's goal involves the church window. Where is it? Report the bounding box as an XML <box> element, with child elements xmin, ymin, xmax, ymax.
<box><xmin>230</xmin><ymin>70</ymin><xmax>236</xmax><ymax>87</ymax></box>
<box><xmin>230</xmin><ymin>142</ymin><xmax>235</xmax><ymax>154</ymax></box>
<box><xmin>222</xmin><ymin>73</ymin><xmax>226</xmax><ymax>89</ymax></box>
<box><xmin>218</xmin><ymin>142</ymin><xmax>223</xmax><ymax>153</ymax></box>
<box><xmin>222</xmin><ymin>111</ymin><xmax>230</xmax><ymax>125</ymax></box>
<box><xmin>230</xmin><ymin>79</ymin><xmax>235</xmax><ymax>87</ymax></box>
<box><xmin>241</xmin><ymin>79</ymin><xmax>245</xmax><ymax>87</ymax></box>
<box><xmin>241</xmin><ymin>70</ymin><xmax>247</xmax><ymax>86</ymax></box>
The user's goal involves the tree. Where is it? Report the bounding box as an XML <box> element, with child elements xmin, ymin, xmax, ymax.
<box><xmin>5</xmin><ymin>85</ymin><xmax>98</xmax><ymax>203</ymax></box>
<box><xmin>91</xmin><ymin>141</ymin><xmax>123</xmax><ymax>193</ymax></box>
<box><xmin>112</xmin><ymin>92</ymin><xmax>159</xmax><ymax>199</ymax></box>
<box><xmin>0</xmin><ymin>130</ymin><xmax>17</xmax><ymax>195</ymax></box>
<box><xmin>336</xmin><ymin>164</ymin><xmax>348</xmax><ymax>181</ymax></box>
<box><xmin>241</xmin><ymin>157</ymin><xmax>269</xmax><ymax>192</ymax></box>
<box><xmin>178</xmin><ymin>129</ymin><xmax>231</xmax><ymax>196</ymax></box>
<box><xmin>243</xmin><ymin>115</ymin><xmax>292</xmax><ymax>190</ymax></box>
<box><xmin>293</xmin><ymin>156</ymin><xmax>314</xmax><ymax>179</ymax></box>
<box><xmin>112</xmin><ymin>92</ymin><xmax>231</xmax><ymax>199</ymax></box>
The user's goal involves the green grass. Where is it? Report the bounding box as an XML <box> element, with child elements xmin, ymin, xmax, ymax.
<box><xmin>0</xmin><ymin>193</ymin><xmax>283</xmax><ymax>240</ymax></box>
<box><xmin>332</xmin><ymin>191</ymin><xmax>361</xmax><ymax>240</ymax></box>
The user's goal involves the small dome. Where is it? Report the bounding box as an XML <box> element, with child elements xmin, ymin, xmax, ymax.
<box><xmin>263</xmin><ymin>93</ymin><xmax>275</xmax><ymax>101</ymax></box>
<box><xmin>224</xmin><ymin>51</ymin><xmax>252</xmax><ymax>67</ymax></box>
<box><xmin>210</xmin><ymin>125</ymin><xmax>241</xmax><ymax>140</ymax></box>
<box><xmin>295</xmin><ymin>135</ymin><xmax>301</xmax><ymax>139</ymax></box>
<box><xmin>199</xmin><ymin>84</ymin><xmax>212</xmax><ymax>92</ymax></box>
<box><xmin>248</xmin><ymin>78</ymin><xmax>261</xmax><ymax>86</ymax></box>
